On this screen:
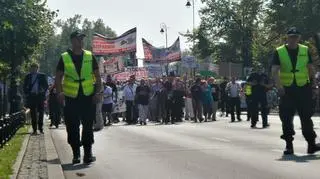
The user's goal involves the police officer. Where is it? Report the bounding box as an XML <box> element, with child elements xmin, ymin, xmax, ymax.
<box><xmin>272</xmin><ymin>27</ymin><xmax>320</xmax><ymax>155</ymax></box>
<box><xmin>247</xmin><ymin>66</ymin><xmax>271</xmax><ymax>128</ymax></box>
<box><xmin>55</xmin><ymin>30</ymin><xmax>102</xmax><ymax>164</ymax></box>
<box><xmin>244</xmin><ymin>82</ymin><xmax>252</xmax><ymax>121</ymax></box>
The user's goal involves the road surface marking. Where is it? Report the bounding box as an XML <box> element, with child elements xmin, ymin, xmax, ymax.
<box><xmin>212</xmin><ymin>137</ymin><xmax>231</xmax><ymax>143</ymax></box>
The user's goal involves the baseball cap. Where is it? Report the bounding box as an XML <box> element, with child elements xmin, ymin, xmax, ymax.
<box><xmin>70</xmin><ymin>30</ymin><xmax>86</xmax><ymax>39</ymax></box>
<box><xmin>287</xmin><ymin>27</ymin><xmax>301</xmax><ymax>36</ymax></box>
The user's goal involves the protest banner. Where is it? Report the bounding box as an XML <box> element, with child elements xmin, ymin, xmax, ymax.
<box><xmin>113</xmin><ymin>67</ymin><xmax>148</xmax><ymax>81</ymax></box>
<box><xmin>181</xmin><ymin>56</ymin><xmax>197</xmax><ymax>68</ymax></box>
<box><xmin>100</xmin><ymin>56</ymin><xmax>126</xmax><ymax>74</ymax></box>
<box><xmin>144</xmin><ymin>63</ymin><xmax>163</xmax><ymax>78</ymax></box>
<box><xmin>142</xmin><ymin>37</ymin><xmax>181</xmax><ymax>63</ymax></box>
<box><xmin>93</xmin><ymin>28</ymin><xmax>137</xmax><ymax>55</ymax></box>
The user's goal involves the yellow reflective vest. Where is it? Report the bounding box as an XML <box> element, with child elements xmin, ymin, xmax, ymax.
<box><xmin>244</xmin><ymin>84</ymin><xmax>252</xmax><ymax>96</ymax></box>
<box><xmin>62</xmin><ymin>50</ymin><xmax>94</xmax><ymax>98</ymax></box>
<box><xmin>276</xmin><ymin>44</ymin><xmax>310</xmax><ymax>87</ymax></box>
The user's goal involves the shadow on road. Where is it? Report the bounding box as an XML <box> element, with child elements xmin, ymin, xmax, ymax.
<box><xmin>62</xmin><ymin>163</ymin><xmax>90</xmax><ymax>171</ymax></box>
<box><xmin>251</xmin><ymin>127</ymin><xmax>269</xmax><ymax>130</ymax></box>
<box><xmin>277</xmin><ymin>154</ymin><xmax>320</xmax><ymax>163</ymax></box>
<box><xmin>41</xmin><ymin>158</ymin><xmax>61</xmax><ymax>165</ymax></box>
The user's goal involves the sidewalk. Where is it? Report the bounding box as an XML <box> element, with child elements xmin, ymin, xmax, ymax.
<box><xmin>12</xmin><ymin>123</ymin><xmax>65</xmax><ymax>179</ymax></box>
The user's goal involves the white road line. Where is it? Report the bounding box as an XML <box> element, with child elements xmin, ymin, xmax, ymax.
<box><xmin>212</xmin><ymin>137</ymin><xmax>231</xmax><ymax>143</ymax></box>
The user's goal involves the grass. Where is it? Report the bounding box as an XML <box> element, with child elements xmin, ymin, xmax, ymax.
<box><xmin>0</xmin><ymin>125</ymin><xmax>29</xmax><ymax>179</ymax></box>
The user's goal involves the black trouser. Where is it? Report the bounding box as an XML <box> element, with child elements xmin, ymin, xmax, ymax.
<box><xmin>171</xmin><ymin>103</ymin><xmax>182</xmax><ymax>122</ymax></box>
<box><xmin>246</xmin><ymin>96</ymin><xmax>252</xmax><ymax>121</ymax></box>
<box><xmin>125</xmin><ymin>101</ymin><xmax>137</xmax><ymax>124</ymax></box>
<box><xmin>192</xmin><ymin>99</ymin><xmax>203</xmax><ymax>121</ymax></box>
<box><xmin>158</xmin><ymin>91</ymin><xmax>168</xmax><ymax>122</ymax></box>
<box><xmin>164</xmin><ymin>99</ymin><xmax>174</xmax><ymax>123</ymax></box>
<box><xmin>251</xmin><ymin>95</ymin><xmax>268</xmax><ymax>127</ymax></box>
<box><xmin>229</xmin><ymin>97</ymin><xmax>241</xmax><ymax>121</ymax></box>
<box><xmin>27</xmin><ymin>94</ymin><xmax>45</xmax><ymax>132</ymax></box>
<box><xmin>279</xmin><ymin>85</ymin><xmax>317</xmax><ymax>143</ymax></box>
<box><xmin>102</xmin><ymin>103</ymin><xmax>113</xmax><ymax>125</ymax></box>
<box><xmin>51</xmin><ymin>107</ymin><xmax>61</xmax><ymax>127</ymax></box>
<box><xmin>64</xmin><ymin>96</ymin><xmax>95</xmax><ymax>148</ymax></box>
<box><xmin>220</xmin><ymin>97</ymin><xmax>229</xmax><ymax>114</ymax></box>
<box><xmin>172</xmin><ymin>91</ymin><xmax>184</xmax><ymax>122</ymax></box>
<box><xmin>203</xmin><ymin>103</ymin><xmax>213</xmax><ymax>120</ymax></box>
<box><xmin>49</xmin><ymin>98</ymin><xmax>61</xmax><ymax>127</ymax></box>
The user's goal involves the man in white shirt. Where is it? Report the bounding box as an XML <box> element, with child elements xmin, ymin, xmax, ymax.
<box><xmin>102</xmin><ymin>85</ymin><xmax>113</xmax><ymax>126</ymax></box>
<box><xmin>123</xmin><ymin>75</ymin><xmax>137</xmax><ymax>124</ymax></box>
<box><xmin>226</xmin><ymin>77</ymin><xmax>242</xmax><ymax>122</ymax></box>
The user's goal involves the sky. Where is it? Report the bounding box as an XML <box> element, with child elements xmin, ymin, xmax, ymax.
<box><xmin>46</xmin><ymin>0</ymin><xmax>202</xmax><ymax>59</ymax></box>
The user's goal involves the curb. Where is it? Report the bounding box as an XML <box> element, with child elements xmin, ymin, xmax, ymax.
<box><xmin>10</xmin><ymin>127</ymin><xmax>31</xmax><ymax>179</ymax></box>
<box><xmin>45</xmin><ymin>126</ymin><xmax>65</xmax><ymax>179</ymax></box>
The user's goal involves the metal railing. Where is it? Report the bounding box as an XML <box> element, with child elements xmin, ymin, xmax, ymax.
<box><xmin>0</xmin><ymin>111</ymin><xmax>26</xmax><ymax>148</ymax></box>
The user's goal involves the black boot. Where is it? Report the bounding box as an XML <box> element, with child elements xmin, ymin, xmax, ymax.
<box><xmin>72</xmin><ymin>146</ymin><xmax>81</xmax><ymax>164</ymax></box>
<box><xmin>283</xmin><ymin>141</ymin><xmax>294</xmax><ymax>155</ymax></box>
<box><xmin>307</xmin><ymin>140</ymin><xmax>320</xmax><ymax>154</ymax></box>
<box><xmin>83</xmin><ymin>145</ymin><xmax>96</xmax><ymax>164</ymax></box>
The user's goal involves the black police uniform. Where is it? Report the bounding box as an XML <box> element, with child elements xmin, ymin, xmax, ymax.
<box><xmin>273</xmin><ymin>41</ymin><xmax>320</xmax><ymax>154</ymax></box>
<box><xmin>247</xmin><ymin>72</ymin><xmax>269</xmax><ymax>128</ymax></box>
<box><xmin>56</xmin><ymin>49</ymin><xmax>98</xmax><ymax>163</ymax></box>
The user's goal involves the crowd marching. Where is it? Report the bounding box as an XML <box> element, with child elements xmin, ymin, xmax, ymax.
<box><xmin>24</xmin><ymin>28</ymin><xmax>320</xmax><ymax>165</ymax></box>
<box><xmin>47</xmin><ymin>71</ymin><xmax>280</xmax><ymax>129</ymax></box>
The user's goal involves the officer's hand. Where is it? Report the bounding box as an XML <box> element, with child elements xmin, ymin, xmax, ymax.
<box><xmin>57</xmin><ymin>92</ymin><xmax>65</xmax><ymax>104</ymax></box>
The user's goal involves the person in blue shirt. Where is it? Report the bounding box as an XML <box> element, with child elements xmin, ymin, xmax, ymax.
<box><xmin>201</xmin><ymin>80</ymin><xmax>213</xmax><ymax>122</ymax></box>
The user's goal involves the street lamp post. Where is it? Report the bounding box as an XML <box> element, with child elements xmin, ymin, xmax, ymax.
<box><xmin>186</xmin><ymin>0</ymin><xmax>195</xmax><ymax>45</ymax></box>
<box><xmin>186</xmin><ymin>0</ymin><xmax>196</xmax><ymax>77</ymax></box>
<box><xmin>160</xmin><ymin>23</ymin><xmax>169</xmax><ymax>76</ymax></box>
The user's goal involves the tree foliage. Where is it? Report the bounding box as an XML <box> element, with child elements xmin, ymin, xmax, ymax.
<box><xmin>0</xmin><ymin>0</ymin><xmax>57</xmax><ymax>77</ymax></box>
<box><xmin>188</xmin><ymin>0</ymin><xmax>264</xmax><ymax>66</ymax></box>
<box><xmin>184</xmin><ymin>0</ymin><xmax>320</xmax><ymax>72</ymax></box>
<box><xmin>37</xmin><ymin>15</ymin><xmax>117</xmax><ymax>75</ymax></box>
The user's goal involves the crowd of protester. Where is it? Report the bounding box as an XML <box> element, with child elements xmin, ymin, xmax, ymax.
<box><xmin>45</xmin><ymin>72</ymin><xmax>282</xmax><ymax>128</ymax></box>
<box><xmin>99</xmin><ymin>74</ymin><xmax>279</xmax><ymax>126</ymax></box>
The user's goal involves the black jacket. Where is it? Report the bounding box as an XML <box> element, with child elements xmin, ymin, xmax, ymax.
<box><xmin>23</xmin><ymin>73</ymin><xmax>48</xmax><ymax>101</ymax></box>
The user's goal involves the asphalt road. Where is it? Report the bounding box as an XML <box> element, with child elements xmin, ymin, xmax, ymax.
<box><xmin>51</xmin><ymin>115</ymin><xmax>320</xmax><ymax>179</ymax></box>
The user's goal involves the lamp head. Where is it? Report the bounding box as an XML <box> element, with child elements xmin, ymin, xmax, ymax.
<box><xmin>186</xmin><ymin>1</ymin><xmax>192</xmax><ymax>7</ymax></box>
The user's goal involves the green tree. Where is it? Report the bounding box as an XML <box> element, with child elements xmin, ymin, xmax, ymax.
<box><xmin>186</xmin><ymin>0</ymin><xmax>264</xmax><ymax>67</ymax></box>
<box><xmin>262</xmin><ymin>0</ymin><xmax>320</xmax><ymax>70</ymax></box>
<box><xmin>0</xmin><ymin>0</ymin><xmax>57</xmax><ymax>77</ymax></box>
<box><xmin>38</xmin><ymin>15</ymin><xmax>117</xmax><ymax>75</ymax></box>
<box><xmin>266</xmin><ymin>0</ymin><xmax>320</xmax><ymax>39</ymax></box>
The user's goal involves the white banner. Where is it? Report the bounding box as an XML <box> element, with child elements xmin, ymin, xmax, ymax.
<box><xmin>93</xmin><ymin>28</ymin><xmax>137</xmax><ymax>55</ymax></box>
<box><xmin>112</xmin><ymin>90</ymin><xmax>126</xmax><ymax>113</ymax></box>
<box><xmin>182</xmin><ymin>56</ymin><xmax>197</xmax><ymax>68</ymax></box>
<box><xmin>145</xmin><ymin>63</ymin><xmax>163</xmax><ymax>78</ymax></box>
<box><xmin>101</xmin><ymin>56</ymin><xmax>125</xmax><ymax>74</ymax></box>
<box><xmin>113</xmin><ymin>67</ymin><xmax>148</xmax><ymax>81</ymax></box>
